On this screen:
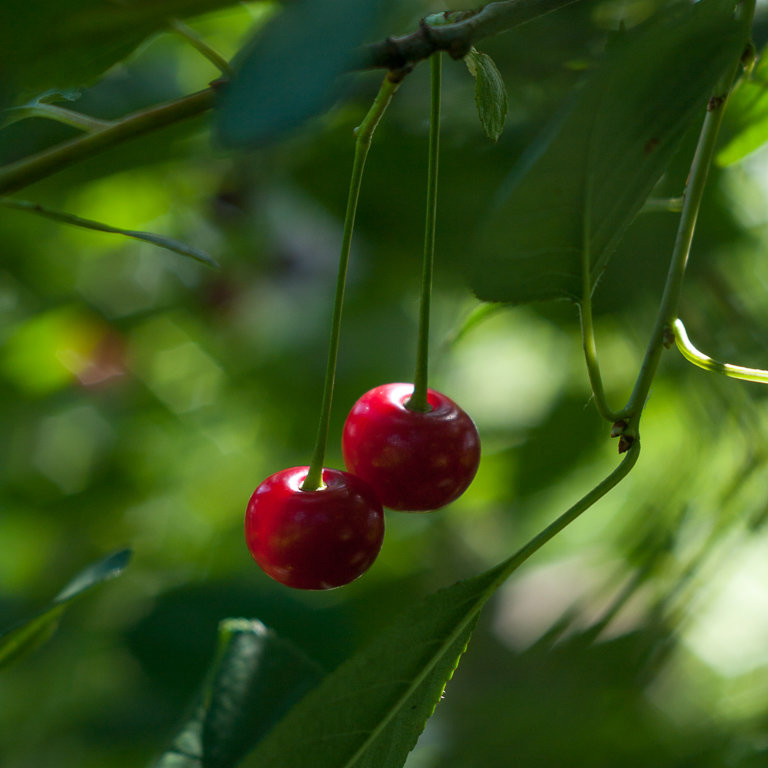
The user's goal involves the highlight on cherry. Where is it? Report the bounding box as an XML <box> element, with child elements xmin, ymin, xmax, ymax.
<box><xmin>342</xmin><ymin>382</ymin><xmax>481</xmax><ymax>512</ymax></box>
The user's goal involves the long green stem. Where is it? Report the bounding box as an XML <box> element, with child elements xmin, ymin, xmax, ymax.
<box><xmin>406</xmin><ymin>53</ymin><xmax>442</xmax><ymax>413</ymax></box>
<box><xmin>489</xmin><ymin>442</ymin><xmax>640</xmax><ymax>589</ymax></box>
<box><xmin>301</xmin><ymin>75</ymin><xmax>401</xmax><ymax>491</ymax></box>
<box><xmin>672</xmin><ymin>318</ymin><xmax>768</xmax><ymax>383</ymax></box>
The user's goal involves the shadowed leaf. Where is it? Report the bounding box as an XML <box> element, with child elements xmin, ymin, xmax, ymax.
<box><xmin>469</xmin><ymin>0</ymin><xmax>747</xmax><ymax>304</ymax></box>
<box><xmin>215</xmin><ymin>0</ymin><xmax>382</xmax><ymax>148</ymax></box>
<box><xmin>152</xmin><ymin>619</ymin><xmax>324</xmax><ymax>768</ymax></box>
<box><xmin>465</xmin><ymin>48</ymin><xmax>508</xmax><ymax>142</ymax></box>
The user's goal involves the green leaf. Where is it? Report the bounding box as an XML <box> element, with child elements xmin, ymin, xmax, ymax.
<box><xmin>241</xmin><ymin>564</ymin><xmax>509</xmax><ymax>768</ymax></box>
<box><xmin>469</xmin><ymin>0</ymin><xmax>748</xmax><ymax>305</ymax></box>
<box><xmin>215</xmin><ymin>0</ymin><xmax>382</xmax><ymax>148</ymax></box>
<box><xmin>717</xmin><ymin>45</ymin><xmax>768</xmax><ymax>166</ymax></box>
<box><xmin>152</xmin><ymin>619</ymin><xmax>324</xmax><ymax>768</ymax></box>
<box><xmin>0</xmin><ymin>0</ymin><xmax>248</xmax><ymax>98</ymax></box>
<box><xmin>0</xmin><ymin>199</ymin><xmax>219</xmax><ymax>268</ymax></box>
<box><xmin>0</xmin><ymin>548</ymin><xmax>132</xmax><ymax>670</ymax></box>
<box><xmin>465</xmin><ymin>48</ymin><xmax>508</xmax><ymax>142</ymax></box>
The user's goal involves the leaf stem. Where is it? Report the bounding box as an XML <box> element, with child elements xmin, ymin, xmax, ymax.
<box><xmin>489</xmin><ymin>443</ymin><xmax>640</xmax><ymax>589</ymax></box>
<box><xmin>1</xmin><ymin>103</ymin><xmax>115</xmax><ymax>133</ymax></box>
<box><xmin>671</xmin><ymin>318</ymin><xmax>768</xmax><ymax>384</ymax></box>
<box><xmin>301</xmin><ymin>75</ymin><xmax>402</xmax><ymax>491</ymax></box>
<box><xmin>170</xmin><ymin>18</ymin><xmax>233</xmax><ymax>75</ymax></box>
<box><xmin>406</xmin><ymin>53</ymin><xmax>442</xmax><ymax>414</ymax></box>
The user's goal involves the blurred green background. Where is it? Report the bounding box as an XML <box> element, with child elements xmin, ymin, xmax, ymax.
<box><xmin>3</xmin><ymin>1</ymin><xmax>768</xmax><ymax>766</ymax></box>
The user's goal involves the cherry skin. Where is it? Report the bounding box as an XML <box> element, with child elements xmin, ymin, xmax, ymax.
<box><xmin>245</xmin><ymin>467</ymin><xmax>384</xmax><ymax>590</ymax></box>
<box><xmin>342</xmin><ymin>383</ymin><xmax>481</xmax><ymax>511</ymax></box>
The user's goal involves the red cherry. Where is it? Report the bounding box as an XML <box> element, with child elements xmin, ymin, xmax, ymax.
<box><xmin>245</xmin><ymin>466</ymin><xmax>384</xmax><ymax>590</ymax></box>
<box><xmin>342</xmin><ymin>383</ymin><xmax>481</xmax><ymax>511</ymax></box>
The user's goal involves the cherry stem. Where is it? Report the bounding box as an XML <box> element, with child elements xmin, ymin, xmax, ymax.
<box><xmin>302</xmin><ymin>74</ymin><xmax>402</xmax><ymax>492</ymax></box>
<box><xmin>406</xmin><ymin>52</ymin><xmax>442</xmax><ymax>414</ymax></box>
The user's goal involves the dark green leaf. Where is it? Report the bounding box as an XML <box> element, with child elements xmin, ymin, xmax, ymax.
<box><xmin>152</xmin><ymin>619</ymin><xmax>324</xmax><ymax>768</ymax></box>
<box><xmin>0</xmin><ymin>199</ymin><xmax>219</xmax><ymax>267</ymax></box>
<box><xmin>717</xmin><ymin>45</ymin><xmax>768</xmax><ymax>166</ymax></box>
<box><xmin>469</xmin><ymin>0</ymin><xmax>748</xmax><ymax>305</ymax></box>
<box><xmin>465</xmin><ymin>48</ymin><xmax>508</xmax><ymax>142</ymax></box>
<box><xmin>215</xmin><ymin>0</ymin><xmax>382</xmax><ymax>148</ymax></box>
<box><xmin>241</xmin><ymin>564</ymin><xmax>509</xmax><ymax>768</ymax></box>
<box><xmin>203</xmin><ymin>619</ymin><xmax>324</xmax><ymax>768</ymax></box>
<box><xmin>0</xmin><ymin>0</ymin><xmax>247</xmax><ymax>98</ymax></box>
<box><xmin>0</xmin><ymin>549</ymin><xmax>132</xmax><ymax>670</ymax></box>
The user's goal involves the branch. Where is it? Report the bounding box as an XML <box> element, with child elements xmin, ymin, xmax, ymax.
<box><xmin>356</xmin><ymin>0</ymin><xmax>584</xmax><ymax>70</ymax></box>
<box><xmin>0</xmin><ymin>88</ymin><xmax>216</xmax><ymax>195</ymax></box>
<box><xmin>0</xmin><ymin>0</ymin><xmax>582</xmax><ymax>195</ymax></box>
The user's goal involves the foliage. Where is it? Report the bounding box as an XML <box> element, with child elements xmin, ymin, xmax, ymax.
<box><xmin>3</xmin><ymin>2</ymin><xmax>768</xmax><ymax>768</ymax></box>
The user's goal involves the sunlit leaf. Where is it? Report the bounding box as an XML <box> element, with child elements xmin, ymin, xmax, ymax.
<box><xmin>0</xmin><ymin>549</ymin><xmax>132</xmax><ymax>670</ymax></box>
<box><xmin>469</xmin><ymin>0</ymin><xmax>748</xmax><ymax>305</ymax></box>
<box><xmin>215</xmin><ymin>0</ymin><xmax>383</xmax><ymax>148</ymax></box>
<box><xmin>465</xmin><ymin>48</ymin><xmax>508</xmax><ymax>142</ymax></box>
<box><xmin>717</xmin><ymin>44</ymin><xmax>768</xmax><ymax>166</ymax></box>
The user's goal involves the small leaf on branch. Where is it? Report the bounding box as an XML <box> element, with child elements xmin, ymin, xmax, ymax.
<box><xmin>0</xmin><ymin>199</ymin><xmax>219</xmax><ymax>268</ymax></box>
<box><xmin>0</xmin><ymin>549</ymin><xmax>131</xmax><ymax>670</ymax></box>
<box><xmin>465</xmin><ymin>47</ymin><xmax>508</xmax><ymax>141</ymax></box>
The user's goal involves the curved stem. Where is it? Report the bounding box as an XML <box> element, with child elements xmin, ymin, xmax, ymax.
<box><xmin>1</xmin><ymin>103</ymin><xmax>115</xmax><ymax>133</ymax></box>
<box><xmin>406</xmin><ymin>53</ymin><xmax>442</xmax><ymax>414</ymax></box>
<box><xmin>672</xmin><ymin>318</ymin><xmax>768</xmax><ymax>384</ymax></box>
<box><xmin>579</xmin><ymin>263</ymin><xmax>621</xmax><ymax>422</ymax></box>
<box><xmin>301</xmin><ymin>75</ymin><xmax>402</xmax><ymax>491</ymax></box>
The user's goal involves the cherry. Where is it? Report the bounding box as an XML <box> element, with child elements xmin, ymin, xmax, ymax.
<box><xmin>342</xmin><ymin>383</ymin><xmax>481</xmax><ymax>511</ymax></box>
<box><xmin>244</xmin><ymin>466</ymin><xmax>384</xmax><ymax>590</ymax></box>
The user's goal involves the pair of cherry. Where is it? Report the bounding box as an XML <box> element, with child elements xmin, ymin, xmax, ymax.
<box><xmin>244</xmin><ymin>382</ymin><xmax>481</xmax><ymax>590</ymax></box>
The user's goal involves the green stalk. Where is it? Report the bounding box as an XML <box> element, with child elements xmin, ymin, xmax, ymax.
<box><xmin>672</xmin><ymin>318</ymin><xmax>768</xmax><ymax>384</ymax></box>
<box><xmin>619</xmin><ymin>65</ymin><xmax>741</xmax><ymax>437</ymax></box>
<box><xmin>406</xmin><ymin>52</ymin><xmax>442</xmax><ymax>413</ymax></box>
<box><xmin>487</xmin><ymin>442</ymin><xmax>640</xmax><ymax>591</ymax></box>
<box><xmin>580</xmin><ymin>259</ymin><xmax>621</xmax><ymax>423</ymax></box>
<box><xmin>301</xmin><ymin>74</ymin><xmax>402</xmax><ymax>491</ymax></box>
